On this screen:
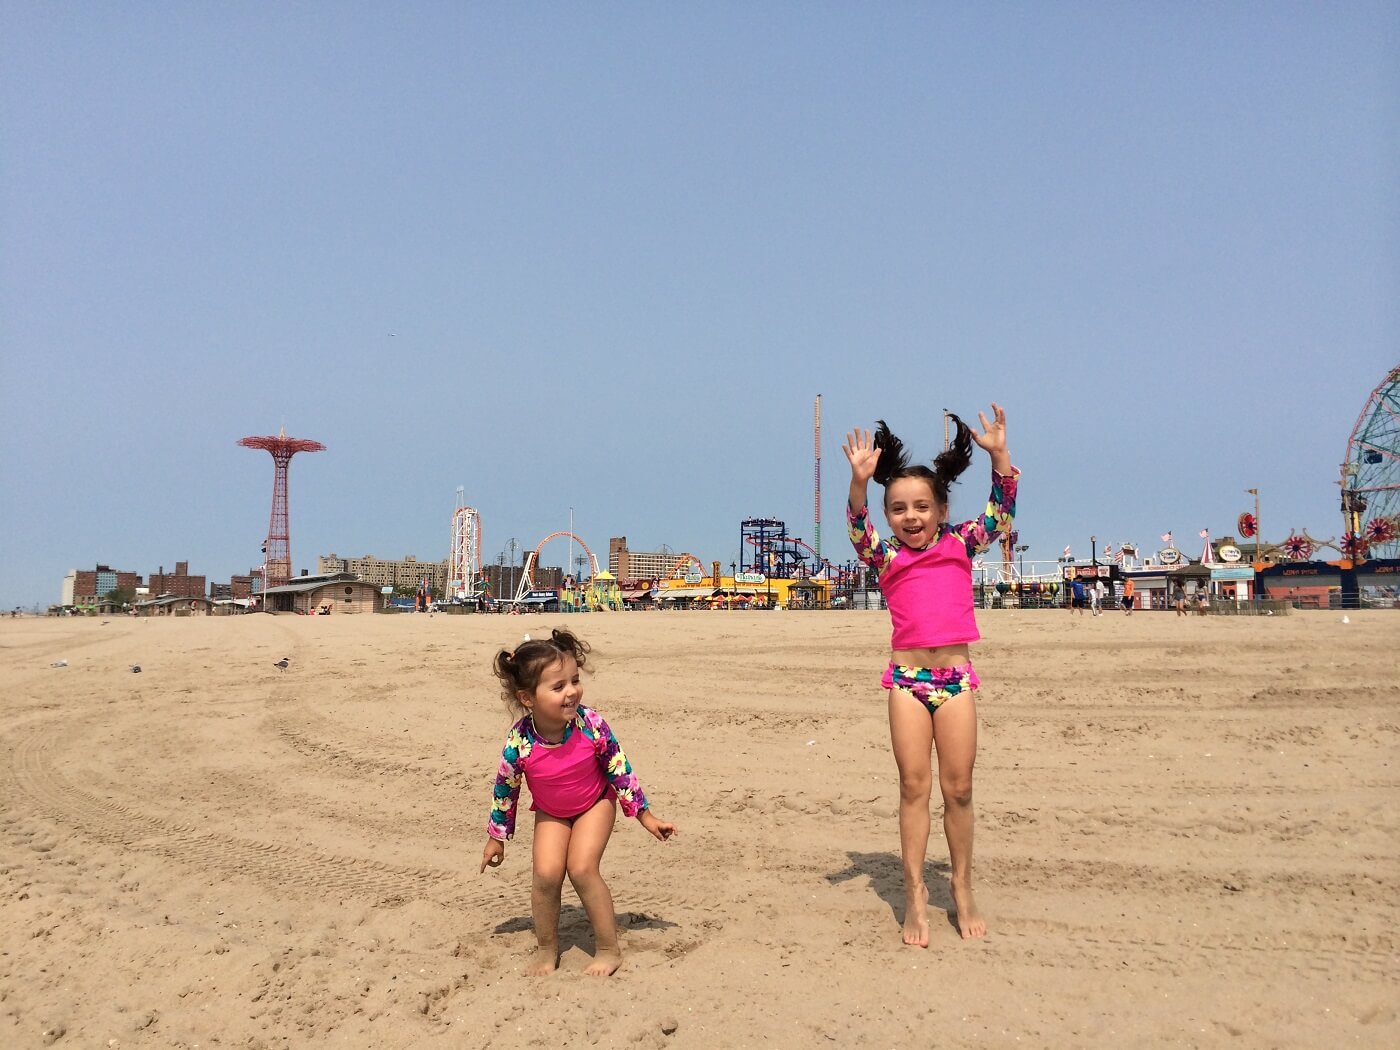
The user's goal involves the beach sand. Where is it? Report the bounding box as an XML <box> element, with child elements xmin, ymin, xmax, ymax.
<box><xmin>1</xmin><ymin>608</ymin><xmax>1396</xmax><ymax>1048</ymax></box>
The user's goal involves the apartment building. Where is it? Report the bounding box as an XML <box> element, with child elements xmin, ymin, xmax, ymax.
<box><xmin>318</xmin><ymin>553</ymin><xmax>450</xmax><ymax>592</ymax></box>
<box><xmin>608</xmin><ymin>537</ymin><xmax>687</xmax><ymax>582</ymax></box>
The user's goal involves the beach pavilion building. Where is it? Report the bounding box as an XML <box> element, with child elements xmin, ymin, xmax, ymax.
<box><xmin>260</xmin><ymin>572</ymin><xmax>383</xmax><ymax>614</ymax></box>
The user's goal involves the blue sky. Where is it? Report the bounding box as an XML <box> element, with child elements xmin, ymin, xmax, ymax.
<box><xmin>2</xmin><ymin>3</ymin><xmax>1397</xmax><ymax>607</ymax></box>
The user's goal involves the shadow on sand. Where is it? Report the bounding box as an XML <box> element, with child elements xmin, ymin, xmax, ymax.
<box><xmin>492</xmin><ymin>906</ymin><xmax>679</xmax><ymax>949</ymax></box>
<box><xmin>826</xmin><ymin>850</ymin><xmax>960</xmax><ymax>934</ymax></box>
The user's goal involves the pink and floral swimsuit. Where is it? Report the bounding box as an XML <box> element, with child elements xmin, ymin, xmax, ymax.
<box><xmin>487</xmin><ymin>704</ymin><xmax>648</xmax><ymax>841</ymax></box>
<box><xmin>848</xmin><ymin>467</ymin><xmax>1020</xmax><ymax>711</ymax></box>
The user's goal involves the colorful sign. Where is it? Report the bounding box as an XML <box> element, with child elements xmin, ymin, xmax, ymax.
<box><xmin>1218</xmin><ymin>545</ymin><xmax>1242</xmax><ymax>562</ymax></box>
<box><xmin>736</xmin><ymin>572</ymin><xmax>767</xmax><ymax>584</ymax></box>
<box><xmin>1210</xmin><ymin>566</ymin><xmax>1255</xmax><ymax>580</ymax></box>
<box><xmin>1158</xmin><ymin>549</ymin><xmax>1181</xmax><ymax>565</ymax></box>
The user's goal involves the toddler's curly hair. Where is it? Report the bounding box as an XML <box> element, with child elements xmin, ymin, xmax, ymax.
<box><xmin>493</xmin><ymin>628</ymin><xmax>591</xmax><ymax>716</ymax></box>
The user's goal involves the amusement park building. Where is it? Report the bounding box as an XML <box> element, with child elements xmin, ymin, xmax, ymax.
<box><xmin>482</xmin><ymin>562</ymin><xmax>562</xmax><ymax>597</ymax></box>
<box><xmin>317</xmin><ymin>553</ymin><xmax>449</xmax><ymax>592</ymax></box>
<box><xmin>608</xmin><ymin>537</ymin><xmax>686</xmax><ymax>582</ymax></box>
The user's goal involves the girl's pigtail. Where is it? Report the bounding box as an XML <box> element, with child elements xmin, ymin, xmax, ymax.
<box><xmin>871</xmin><ymin>420</ymin><xmax>910</xmax><ymax>487</ymax></box>
<box><xmin>932</xmin><ymin>413</ymin><xmax>974</xmax><ymax>490</ymax></box>
<box><xmin>493</xmin><ymin>649</ymin><xmax>517</xmax><ymax>690</ymax></box>
<box><xmin>550</xmin><ymin>628</ymin><xmax>591</xmax><ymax>669</ymax></box>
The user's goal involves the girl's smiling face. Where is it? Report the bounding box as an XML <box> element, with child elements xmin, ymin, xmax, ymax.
<box><xmin>520</xmin><ymin>654</ymin><xmax>582</xmax><ymax>736</ymax></box>
<box><xmin>884</xmin><ymin>476</ymin><xmax>946</xmax><ymax>549</ymax></box>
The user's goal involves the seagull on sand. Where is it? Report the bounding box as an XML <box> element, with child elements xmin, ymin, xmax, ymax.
<box><xmin>274</xmin><ymin>658</ymin><xmax>290</xmax><ymax>672</ymax></box>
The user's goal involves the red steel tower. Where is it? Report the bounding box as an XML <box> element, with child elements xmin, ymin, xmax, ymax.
<box><xmin>238</xmin><ymin>429</ymin><xmax>326</xmax><ymax>589</ymax></box>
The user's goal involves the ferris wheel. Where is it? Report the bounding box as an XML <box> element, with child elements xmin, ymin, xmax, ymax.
<box><xmin>1340</xmin><ymin>365</ymin><xmax>1400</xmax><ymax>560</ymax></box>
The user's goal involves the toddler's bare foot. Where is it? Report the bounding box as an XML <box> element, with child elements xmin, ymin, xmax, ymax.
<box><xmin>950</xmin><ymin>877</ymin><xmax>986</xmax><ymax>939</ymax></box>
<box><xmin>584</xmin><ymin>946</ymin><xmax>623</xmax><ymax>977</ymax></box>
<box><xmin>525</xmin><ymin>945</ymin><xmax>559</xmax><ymax>976</ymax></box>
<box><xmin>902</xmin><ymin>881</ymin><xmax>930</xmax><ymax>947</ymax></box>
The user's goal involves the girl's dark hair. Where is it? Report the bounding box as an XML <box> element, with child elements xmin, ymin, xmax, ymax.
<box><xmin>493</xmin><ymin>628</ymin><xmax>591</xmax><ymax>715</ymax></box>
<box><xmin>872</xmin><ymin>416</ymin><xmax>973</xmax><ymax>504</ymax></box>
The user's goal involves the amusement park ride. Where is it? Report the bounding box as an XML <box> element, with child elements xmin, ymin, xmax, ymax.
<box><xmin>448</xmin><ymin>487</ymin><xmax>484</xmax><ymax>600</ymax></box>
<box><xmin>239</xmin><ymin>429</ymin><xmax>325</xmax><ymax>590</ymax></box>
<box><xmin>1336</xmin><ymin>365</ymin><xmax>1400</xmax><ymax>561</ymax></box>
<box><xmin>1235</xmin><ymin>364</ymin><xmax>1400</xmax><ymax>564</ymax></box>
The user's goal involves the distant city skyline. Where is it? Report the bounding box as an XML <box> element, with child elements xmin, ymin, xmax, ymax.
<box><xmin>3</xmin><ymin>6</ymin><xmax>1397</xmax><ymax>609</ymax></box>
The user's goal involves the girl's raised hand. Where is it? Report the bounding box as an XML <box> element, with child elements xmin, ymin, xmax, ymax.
<box><xmin>481</xmin><ymin>838</ymin><xmax>505</xmax><ymax>873</ymax></box>
<box><xmin>843</xmin><ymin>428</ymin><xmax>881</xmax><ymax>483</ymax></box>
<box><xmin>971</xmin><ymin>403</ymin><xmax>1008</xmax><ymax>455</ymax></box>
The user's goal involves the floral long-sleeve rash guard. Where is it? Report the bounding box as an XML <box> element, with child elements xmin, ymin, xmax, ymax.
<box><xmin>487</xmin><ymin>704</ymin><xmax>648</xmax><ymax>841</ymax></box>
<box><xmin>848</xmin><ymin>468</ymin><xmax>1020</xmax><ymax>649</ymax></box>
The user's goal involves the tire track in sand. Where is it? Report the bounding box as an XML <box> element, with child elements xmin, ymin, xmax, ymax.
<box><xmin>4</xmin><ymin>720</ymin><xmax>458</xmax><ymax>901</ymax></box>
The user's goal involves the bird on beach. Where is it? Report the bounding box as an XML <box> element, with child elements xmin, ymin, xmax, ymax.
<box><xmin>130</xmin><ymin>665</ymin><xmax>141</xmax><ymax>673</ymax></box>
<box><xmin>274</xmin><ymin>658</ymin><xmax>290</xmax><ymax>672</ymax></box>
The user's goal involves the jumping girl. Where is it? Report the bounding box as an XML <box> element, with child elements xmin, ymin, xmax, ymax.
<box><xmin>843</xmin><ymin>405</ymin><xmax>1017</xmax><ymax>944</ymax></box>
<box><xmin>480</xmin><ymin>629</ymin><xmax>676</xmax><ymax>976</ymax></box>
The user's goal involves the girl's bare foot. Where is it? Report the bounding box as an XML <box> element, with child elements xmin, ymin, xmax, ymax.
<box><xmin>902</xmin><ymin>881</ymin><xmax>930</xmax><ymax>947</ymax></box>
<box><xmin>950</xmin><ymin>877</ymin><xmax>986</xmax><ymax>939</ymax></box>
<box><xmin>584</xmin><ymin>947</ymin><xmax>622</xmax><ymax>976</ymax></box>
<box><xmin>525</xmin><ymin>946</ymin><xmax>559</xmax><ymax>976</ymax></box>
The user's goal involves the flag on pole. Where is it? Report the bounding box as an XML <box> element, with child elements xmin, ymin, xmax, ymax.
<box><xmin>1063</xmin><ymin>545</ymin><xmax>1072</xmax><ymax>557</ymax></box>
<box><xmin>1102</xmin><ymin>544</ymin><xmax>1114</xmax><ymax>559</ymax></box>
<box><xmin>1160</xmin><ymin>532</ymin><xmax>1172</xmax><ymax>544</ymax></box>
<box><xmin>1114</xmin><ymin>548</ymin><xmax>1125</xmax><ymax>563</ymax></box>
<box><xmin>1199</xmin><ymin>529</ymin><xmax>1209</xmax><ymax>539</ymax></box>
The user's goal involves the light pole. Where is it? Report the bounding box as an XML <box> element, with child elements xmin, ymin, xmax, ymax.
<box><xmin>1246</xmin><ymin>488</ymin><xmax>1261</xmax><ymax>564</ymax></box>
<box><xmin>730</xmin><ymin>561</ymin><xmax>736</xmax><ymax>612</ymax></box>
<box><xmin>1016</xmin><ymin>544</ymin><xmax>1029</xmax><ymax>580</ymax></box>
<box><xmin>507</xmin><ymin>538</ymin><xmax>518</xmax><ymax>605</ymax></box>
<box><xmin>1090</xmin><ymin>535</ymin><xmax>1098</xmax><ymax>566</ymax></box>
<box><xmin>568</xmin><ymin>507</ymin><xmax>574</xmax><ymax>584</ymax></box>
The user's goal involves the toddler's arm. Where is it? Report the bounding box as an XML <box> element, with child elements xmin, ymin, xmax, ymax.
<box><xmin>582</xmin><ymin>707</ymin><xmax>650</xmax><ymax>817</ymax></box>
<box><xmin>487</xmin><ymin>725</ymin><xmax>530</xmax><ymax>841</ymax></box>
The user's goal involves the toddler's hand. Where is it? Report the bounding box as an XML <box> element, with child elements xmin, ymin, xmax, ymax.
<box><xmin>640</xmin><ymin>810</ymin><xmax>677</xmax><ymax>842</ymax></box>
<box><xmin>481</xmin><ymin>838</ymin><xmax>505</xmax><ymax>872</ymax></box>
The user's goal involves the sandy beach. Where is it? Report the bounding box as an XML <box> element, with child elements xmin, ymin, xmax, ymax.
<box><xmin>1</xmin><ymin>609</ymin><xmax>1396</xmax><ymax>1048</ymax></box>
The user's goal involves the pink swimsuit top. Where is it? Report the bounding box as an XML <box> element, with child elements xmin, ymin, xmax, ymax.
<box><xmin>523</xmin><ymin>726</ymin><xmax>611</xmax><ymax>819</ymax></box>
<box><xmin>848</xmin><ymin>468</ymin><xmax>1020</xmax><ymax>651</ymax></box>
<box><xmin>487</xmin><ymin>704</ymin><xmax>649</xmax><ymax>841</ymax></box>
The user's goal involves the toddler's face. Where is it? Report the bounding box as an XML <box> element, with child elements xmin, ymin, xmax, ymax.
<box><xmin>522</xmin><ymin>654</ymin><xmax>582</xmax><ymax>730</ymax></box>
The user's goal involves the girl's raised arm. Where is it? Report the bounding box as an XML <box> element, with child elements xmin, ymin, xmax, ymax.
<box><xmin>971</xmin><ymin>403</ymin><xmax>1012</xmax><ymax>476</ymax></box>
<box><xmin>843</xmin><ymin>428</ymin><xmax>881</xmax><ymax>512</ymax></box>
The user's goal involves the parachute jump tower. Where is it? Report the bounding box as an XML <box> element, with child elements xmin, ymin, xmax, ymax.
<box><xmin>238</xmin><ymin>429</ymin><xmax>326</xmax><ymax>590</ymax></box>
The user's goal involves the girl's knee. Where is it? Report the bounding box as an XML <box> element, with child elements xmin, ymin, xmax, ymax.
<box><xmin>532</xmin><ymin>868</ymin><xmax>565</xmax><ymax>894</ymax></box>
<box><xmin>940</xmin><ymin>776</ymin><xmax>973</xmax><ymax>808</ymax></box>
<box><xmin>566</xmin><ymin>861</ymin><xmax>603</xmax><ymax>889</ymax></box>
<box><xmin>898</xmin><ymin>770</ymin><xmax>932</xmax><ymax>802</ymax></box>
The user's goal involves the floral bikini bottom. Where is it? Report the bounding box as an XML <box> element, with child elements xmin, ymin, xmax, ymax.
<box><xmin>881</xmin><ymin>661</ymin><xmax>980</xmax><ymax>715</ymax></box>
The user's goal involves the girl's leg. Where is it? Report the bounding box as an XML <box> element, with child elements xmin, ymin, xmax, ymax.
<box><xmin>932</xmin><ymin>692</ymin><xmax>985</xmax><ymax>939</ymax></box>
<box><xmin>887</xmin><ymin>687</ymin><xmax>935</xmax><ymax>947</ymax></box>
<box><xmin>528</xmin><ymin>813</ymin><xmax>573</xmax><ymax>975</ymax></box>
<box><xmin>564</xmin><ymin>796</ymin><xmax>620</xmax><ymax>975</ymax></box>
